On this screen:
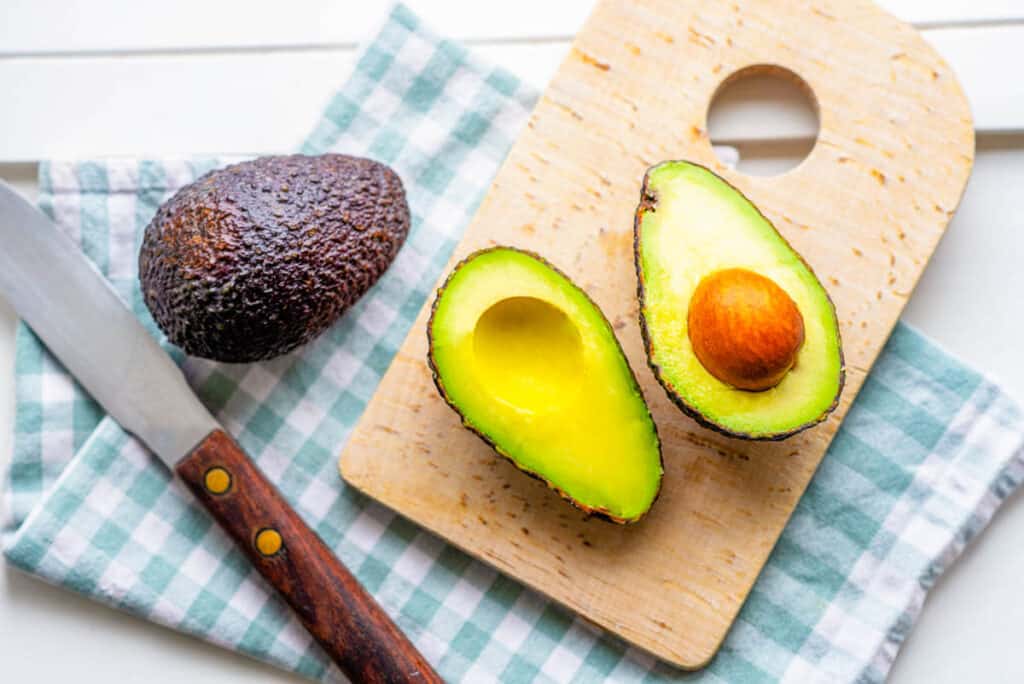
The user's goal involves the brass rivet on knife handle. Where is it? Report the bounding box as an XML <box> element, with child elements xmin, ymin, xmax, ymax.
<box><xmin>255</xmin><ymin>528</ymin><xmax>283</xmax><ymax>557</ymax></box>
<box><xmin>176</xmin><ymin>429</ymin><xmax>442</xmax><ymax>684</ymax></box>
<box><xmin>203</xmin><ymin>466</ymin><xmax>232</xmax><ymax>495</ymax></box>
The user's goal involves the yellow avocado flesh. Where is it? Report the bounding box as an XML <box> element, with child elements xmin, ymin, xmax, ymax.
<box><xmin>429</xmin><ymin>248</ymin><xmax>661</xmax><ymax>522</ymax></box>
<box><xmin>637</xmin><ymin>161</ymin><xmax>843</xmax><ymax>438</ymax></box>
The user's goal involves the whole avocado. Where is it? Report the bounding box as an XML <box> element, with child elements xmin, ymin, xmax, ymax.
<box><xmin>139</xmin><ymin>154</ymin><xmax>410</xmax><ymax>362</ymax></box>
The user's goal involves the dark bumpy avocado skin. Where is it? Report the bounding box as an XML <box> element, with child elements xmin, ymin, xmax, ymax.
<box><xmin>139</xmin><ymin>154</ymin><xmax>409</xmax><ymax>362</ymax></box>
<box><xmin>633</xmin><ymin>162</ymin><xmax>845</xmax><ymax>441</ymax></box>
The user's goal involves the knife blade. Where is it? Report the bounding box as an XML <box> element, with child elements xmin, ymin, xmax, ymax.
<box><xmin>0</xmin><ymin>180</ymin><xmax>439</xmax><ymax>684</ymax></box>
<box><xmin>0</xmin><ymin>182</ymin><xmax>218</xmax><ymax>465</ymax></box>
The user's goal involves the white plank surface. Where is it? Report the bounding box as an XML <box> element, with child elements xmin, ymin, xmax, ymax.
<box><xmin>1</xmin><ymin>0</ymin><xmax>1023</xmax><ymax>162</ymax></box>
<box><xmin>0</xmin><ymin>43</ymin><xmax>566</xmax><ymax>161</ymax></box>
<box><xmin>2</xmin><ymin>25</ymin><xmax>1024</xmax><ymax>162</ymax></box>
<box><xmin>1</xmin><ymin>0</ymin><xmax>1021</xmax><ymax>55</ymax></box>
<box><xmin>2</xmin><ymin>0</ymin><xmax>1024</xmax><ymax>682</ymax></box>
<box><xmin>0</xmin><ymin>0</ymin><xmax>590</xmax><ymax>53</ymax></box>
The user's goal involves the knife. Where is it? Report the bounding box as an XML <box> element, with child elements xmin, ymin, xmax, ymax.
<box><xmin>0</xmin><ymin>181</ymin><xmax>440</xmax><ymax>684</ymax></box>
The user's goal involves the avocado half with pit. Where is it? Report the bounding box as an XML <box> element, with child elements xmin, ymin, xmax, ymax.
<box><xmin>634</xmin><ymin>161</ymin><xmax>844</xmax><ymax>440</ymax></box>
<box><xmin>428</xmin><ymin>247</ymin><xmax>662</xmax><ymax>523</ymax></box>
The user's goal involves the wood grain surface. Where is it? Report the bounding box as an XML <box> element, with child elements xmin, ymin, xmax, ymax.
<box><xmin>340</xmin><ymin>0</ymin><xmax>974</xmax><ymax>669</ymax></box>
<box><xmin>178</xmin><ymin>430</ymin><xmax>441</xmax><ymax>683</ymax></box>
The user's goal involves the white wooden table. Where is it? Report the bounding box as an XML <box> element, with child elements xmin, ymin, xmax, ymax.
<box><xmin>1</xmin><ymin>1</ymin><xmax>1023</xmax><ymax>681</ymax></box>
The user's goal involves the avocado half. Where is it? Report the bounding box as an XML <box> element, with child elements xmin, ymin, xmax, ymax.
<box><xmin>634</xmin><ymin>161</ymin><xmax>844</xmax><ymax>440</ymax></box>
<box><xmin>428</xmin><ymin>247</ymin><xmax>663</xmax><ymax>523</ymax></box>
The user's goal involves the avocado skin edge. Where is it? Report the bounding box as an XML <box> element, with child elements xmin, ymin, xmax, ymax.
<box><xmin>633</xmin><ymin>161</ymin><xmax>846</xmax><ymax>442</ymax></box>
<box><xmin>426</xmin><ymin>246</ymin><xmax>664</xmax><ymax>524</ymax></box>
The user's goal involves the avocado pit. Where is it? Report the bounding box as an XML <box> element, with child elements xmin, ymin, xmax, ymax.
<box><xmin>687</xmin><ymin>268</ymin><xmax>805</xmax><ymax>391</ymax></box>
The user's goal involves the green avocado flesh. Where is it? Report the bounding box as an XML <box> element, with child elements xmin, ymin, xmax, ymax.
<box><xmin>635</xmin><ymin>161</ymin><xmax>844</xmax><ymax>439</ymax></box>
<box><xmin>428</xmin><ymin>248</ymin><xmax>662</xmax><ymax>522</ymax></box>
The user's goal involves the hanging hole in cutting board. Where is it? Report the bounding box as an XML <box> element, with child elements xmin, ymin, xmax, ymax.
<box><xmin>706</xmin><ymin>65</ymin><xmax>820</xmax><ymax>177</ymax></box>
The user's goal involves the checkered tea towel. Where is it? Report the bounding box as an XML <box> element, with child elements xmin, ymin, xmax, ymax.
<box><xmin>5</xmin><ymin>4</ymin><xmax>1024</xmax><ymax>682</ymax></box>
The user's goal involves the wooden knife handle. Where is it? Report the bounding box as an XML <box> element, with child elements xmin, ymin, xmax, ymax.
<box><xmin>176</xmin><ymin>429</ymin><xmax>441</xmax><ymax>684</ymax></box>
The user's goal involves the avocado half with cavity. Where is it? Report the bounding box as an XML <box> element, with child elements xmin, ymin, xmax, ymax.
<box><xmin>634</xmin><ymin>161</ymin><xmax>844</xmax><ymax>440</ymax></box>
<box><xmin>428</xmin><ymin>247</ymin><xmax>662</xmax><ymax>523</ymax></box>
<box><xmin>139</xmin><ymin>154</ymin><xmax>409</xmax><ymax>362</ymax></box>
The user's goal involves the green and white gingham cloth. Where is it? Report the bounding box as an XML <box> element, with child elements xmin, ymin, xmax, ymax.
<box><xmin>4</xmin><ymin>4</ymin><xmax>1024</xmax><ymax>682</ymax></box>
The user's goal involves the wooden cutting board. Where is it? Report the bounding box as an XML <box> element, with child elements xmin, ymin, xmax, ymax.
<box><xmin>339</xmin><ymin>0</ymin><xmax>973</xmax><ymax>668</ymax></box>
